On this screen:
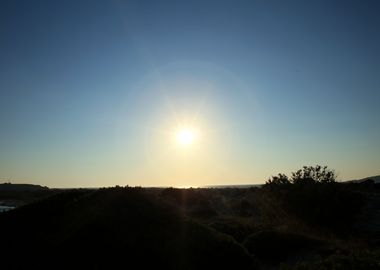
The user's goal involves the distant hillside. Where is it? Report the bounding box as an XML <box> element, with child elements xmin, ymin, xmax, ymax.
<box><xmin>359</xmin><ymin>175</ymin><xmax>380</xmax><ymax>183</ymax></box>
<box><xmin>0</xmin><ymin>183</ymin><xmax>49</xmax><ymax>191</ymax></box>
<box><xmin>0</xmin><ymin>183</ymin><xmax>56</xmax><ymax>207</ymax></box>
<box><xmin>347</xmin><ymin>175</ymin><xmax>380</xmax><ymax>184</ymax></box>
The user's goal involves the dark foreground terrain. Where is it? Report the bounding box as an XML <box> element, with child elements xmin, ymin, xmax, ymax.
<box><xmin>1</xmin><ymin>171</ymin><xmax>380</xmax><ymax>269</ymax></box>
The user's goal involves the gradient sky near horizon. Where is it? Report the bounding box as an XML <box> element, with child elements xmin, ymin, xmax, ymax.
<box><xmin>1</xmin><ymin>0</ymin><xmax>379</xmax><ymax>188</ymax></box>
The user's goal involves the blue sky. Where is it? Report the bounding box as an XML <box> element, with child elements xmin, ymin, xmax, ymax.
<box><xmin>1</xmin><ymin>0</ymin><xmax>379</xmax><ymax>187</ymax></box>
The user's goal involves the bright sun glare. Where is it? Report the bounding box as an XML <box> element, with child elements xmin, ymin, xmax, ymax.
<box><xmin>176</xmin><ymin>128</ymin><xmax>198</xmax><ymax>146</ymax></box>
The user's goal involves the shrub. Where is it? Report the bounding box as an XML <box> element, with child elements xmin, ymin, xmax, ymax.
<box><xmin>264</xmin><ymin>166</ymin><xmax>363</xmax><ymax>229</ymax></box>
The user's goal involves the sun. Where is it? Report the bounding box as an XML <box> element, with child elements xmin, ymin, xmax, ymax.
<box><xmin>176</xmin><ymin>128</ymin><xmax>198</xmax><ymax>146</ymax></box>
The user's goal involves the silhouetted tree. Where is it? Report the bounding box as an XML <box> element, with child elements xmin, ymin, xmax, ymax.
<box><xmin>265</xmin><ymin>165</ymin><xmax>335</xmax><ymax>187</ymax></box>
<box><xmin>265</xmin><ymin>173</ymin><xmax>290</xmax><ymax>187</ymax></box>
<box><xmin>264</xmin><ymin>166</ymin><xmax>363</xmax><ymax>229</ymax></box>
<box><xmin>291</xmin><ymin>165</ymin><xmax>336</xmax><ymax>184</ymax></box>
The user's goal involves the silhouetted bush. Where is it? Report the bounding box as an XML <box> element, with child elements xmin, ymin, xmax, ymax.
<box><xmin>265</xmin><ymin>166</ymin><xmax>336</xmax><ymax>188</ymax></box>
<box><xmin>265</xmin><ymin>173</ymin><xmax>291</xmax><ymax>188</ymax></box>
<box><xmin>263</xmin><ymin>166</ymin><xmax>364</xmax><ymax>229</ymax></box>
<box><xmin>291</xmin><ymin>166</ymin><xmax>336</xmax><ymax>184</ymax></box>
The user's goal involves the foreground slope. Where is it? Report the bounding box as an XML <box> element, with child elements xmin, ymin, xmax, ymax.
<box><xmin>0</xmin><ymin>187</ymin><xmax>254</xmax><ymax>270</ymax></box>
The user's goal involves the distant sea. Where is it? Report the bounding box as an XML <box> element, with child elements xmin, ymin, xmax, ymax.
<box><xmin>146</xmin><ymin>184</ymin><xmax>263</xmax><ymax>189</ymax></box>
<box><xmin>203</xmin><ymin>184</ymin><xmax>262</xmax><ymax>188</ymax></box>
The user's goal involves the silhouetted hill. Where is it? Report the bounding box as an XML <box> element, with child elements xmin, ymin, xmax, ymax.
<box><xmin>0</xmin><ymin>183</ymin><xmax>49</xmax><ymax>191</ymax></box>
<box><xmin>0</xmin><ymin>187</ymin><xmax>254</xmax><ymax>270</ymax></box>
<box><xmin>359</xmin><ymin>175</ymin><xmax>380</xmax><ymax>183</ymax></box>
<box><xmin>346</xmin><ymin>175</ymin><xmax>380</xmax><ymax>184</ymax></box>
<box><xmin>0</xmin><ymin>183</ymin><xmax>56</xmax><ymax>207</ymax></box>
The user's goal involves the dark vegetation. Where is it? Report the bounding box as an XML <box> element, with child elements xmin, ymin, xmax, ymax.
<box><xmin>0</xmin><ymin>187</ymin><xmax>253</xmax><ymax>270</ymax></box>
<box><xmin>1</xmin><ymin>166</ymin><xmax>380</xmax><ymax>269</ymax></box>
